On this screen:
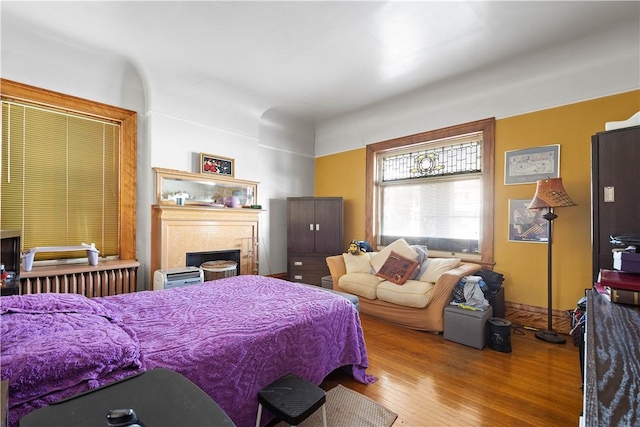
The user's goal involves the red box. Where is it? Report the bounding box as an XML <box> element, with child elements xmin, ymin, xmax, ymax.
<box><xmin>599</xmin><ymin>269</ymin><xmax>640</xmax><ymax>292</ymax></box>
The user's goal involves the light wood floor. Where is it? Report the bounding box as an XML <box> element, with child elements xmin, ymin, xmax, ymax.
<box><xmin>321</xmin><ymin>313</ymin><xmax>583</xmax><ymax>427</ymax></box>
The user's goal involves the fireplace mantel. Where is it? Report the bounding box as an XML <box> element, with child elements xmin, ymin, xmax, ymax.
<box><xmin>150</xmin><ymin>205</ymin><xmax>262</xmax><ymax>283</ymax></box>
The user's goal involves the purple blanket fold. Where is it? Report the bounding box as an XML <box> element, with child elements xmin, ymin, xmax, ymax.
<box><xmin>1</xmin><ymin>293</ymin><xmax>144</xmax><ymax>427</ymax></box>
<box><xmin>2</xmin><ymin>276</ymin><xmax>374</xmax><ymax>427</ymax></box>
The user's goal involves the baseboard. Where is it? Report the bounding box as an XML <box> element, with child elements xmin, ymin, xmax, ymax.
<box><xmin>505</xmin><ymin>301</ymin><xmax>568</xmax><ymax>319</ymax></box>
<box><xmin>505</xmin><ymin>301</ymin><xmax>572</xmax><ymax>335</ymax></box>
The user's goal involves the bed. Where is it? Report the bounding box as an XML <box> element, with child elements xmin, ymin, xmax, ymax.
<box><xmin>1</xmin><ymin>275</ymin><xmax>375</xmax><ymax>427</ymax></box>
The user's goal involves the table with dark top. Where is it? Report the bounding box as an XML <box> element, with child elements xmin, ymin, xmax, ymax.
<box><xmin>583</xmin><ymin>289</ymin><xmax>640</xmax><ymax>426</ymax></box>
<box><xmin>20</xmin><ymin>368</ymin><xmax>236</xmax><ymax>427</ymax></box>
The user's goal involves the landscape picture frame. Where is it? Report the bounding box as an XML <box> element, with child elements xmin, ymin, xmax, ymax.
<box><xmin>200</xmin><ymin>153</ymin><xmax>234</xmax><ymax>177</ymax></box>
<box><xmin>504</xmin><ymin>144</ymin><xmax>560</xmax><ymax>185</ymax></box>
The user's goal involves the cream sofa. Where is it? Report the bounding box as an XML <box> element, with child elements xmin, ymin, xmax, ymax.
<box><xmin>325</xmin><ymin>239</ymin><xmax>481</xmax><ymax>332</ymax></box>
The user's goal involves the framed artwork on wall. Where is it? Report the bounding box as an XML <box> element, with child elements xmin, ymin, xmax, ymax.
<box><xmin>504</xmin><ymin>144</ymin><xmax>560</xmax><ymax>185</ymax></box>
<box><xmin>200</xmin><ymin>153</ymin><xmax>234</xmax><ymax>177</ymax></box>
<box><xmin>508</xmin><ymin>199</ymin><xmax>548</xmax><ymax>243</ymax></box>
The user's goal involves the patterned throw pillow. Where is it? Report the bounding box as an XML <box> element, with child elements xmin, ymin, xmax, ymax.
<box><xmin>375</xmin><ymin>251</ymin><xmax>420</xmax><ymax>285</ymax></box>
<box><xmin>370</xmin><ymin>238</ymin><xmax>418</xmax><ymax>272</ymax></box>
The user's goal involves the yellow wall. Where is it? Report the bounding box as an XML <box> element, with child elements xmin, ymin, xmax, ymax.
<box><xmin>315</xmin><ymin>148</ymin><xmax>367</xmax><ymax>249</ymax></box>
<box><xmin>315</xmin><ymin>90</ymin><xmax>639</xmax><ymax>311</ymax></box>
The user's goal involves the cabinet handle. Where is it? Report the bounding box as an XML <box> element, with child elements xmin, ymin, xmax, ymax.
<box><xmin>294</xmin><ymin>261</ymin><xmax>302</xmax><ymax>266</ymax></box>
<box><xmin>316</xmin><ymin>224</ymin><xmax>320</xmax><ymax>231</ymax></box>
<box><xmin>294</xmin><ymin>275</ymin><xmax>303</xmax><ymax>280</ymax></box>
<box><xmin>309</xmin><ymin>224</ymin><xmax>314</xmax><ymax>231</ymax></box>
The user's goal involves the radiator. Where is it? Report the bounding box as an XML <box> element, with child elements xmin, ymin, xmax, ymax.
<box><xmin>19</xmin><ymin>261</ymin><xmax>139</xmax><ymax>297</ymax></box>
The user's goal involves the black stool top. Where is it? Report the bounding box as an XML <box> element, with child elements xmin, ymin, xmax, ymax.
<box><xmin>258</xmin><ymin>374</ymin><xmax>326</xmax><ymax>425</ymax></box>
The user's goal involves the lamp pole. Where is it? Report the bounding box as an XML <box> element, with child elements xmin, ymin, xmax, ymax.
<box><xmin>535</xmin><ymin>207</ymin><xmax>566</xmax><ymax>344</ymax></box>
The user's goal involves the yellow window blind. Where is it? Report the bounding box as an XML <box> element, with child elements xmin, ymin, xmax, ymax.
<box><xmin>1</xmin><ymin>100</ymin><xmax>120</xmax><ymax>262</ymax></box>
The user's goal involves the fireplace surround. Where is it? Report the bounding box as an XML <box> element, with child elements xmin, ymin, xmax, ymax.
<box><xmin>150</xmin><ymin>205</ymin><xmax>260</xmax><ymax>284</ymax></box>
<box><xmin>150</xmin><ymin>168</ymin><xmax>262</xmax><ymax>288</ymax></box>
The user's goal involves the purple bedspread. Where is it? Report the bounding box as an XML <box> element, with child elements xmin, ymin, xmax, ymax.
<box><xmin>1</xmin><ymin>276</ymin><xmax>374</xmax><ymax>427</ymax></box>
<box><xmin>1</xmin><ymin>293</ymin><xmax>144</xmax><ymax>427</ymax></box>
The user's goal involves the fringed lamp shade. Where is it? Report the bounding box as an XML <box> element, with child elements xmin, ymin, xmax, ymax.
<box><xmin>528</xmin><ymin>178</ymin><xmax>576</xmax><ymax>209</ymax></box>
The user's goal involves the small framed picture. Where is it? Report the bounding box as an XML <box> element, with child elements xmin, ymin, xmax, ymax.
<box><xmin>508</xmin><ymin>199</ymin><xmax>548</xmax><ymax>243</ymax></box>
<box><xmin>200</xmin><ymin>153</ymin><xmax>234</xmax><ymax>177</ymax></box>
<box><xmin>504</xmin><ymin>144</ymin><xmax>560</xmax><ymax>185</ymax></box>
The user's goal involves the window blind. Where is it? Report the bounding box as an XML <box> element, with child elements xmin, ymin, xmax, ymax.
<box><xmin>1</xmin><ymin>100</ymin><xmax>120</xmax><ymax>262</ymax></box>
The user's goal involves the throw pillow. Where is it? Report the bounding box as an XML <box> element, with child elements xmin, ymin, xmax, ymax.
<box><xmin>370</xmin><ymin>238</ymin><xmax>418</xmax><ymax>272</ymax></box>
<box><xmin>409</xmin><ymin>245</ymin><xmax>429</xmax><ymax>280</ymax></box>
<box><xmin>342</xmin><ymin>252</ymin><xmax>373</xmax><ymax>274</ymax></box>
<box><xmin>418</xmin><ymin>258</ymin><xmax>461</xmax><ymax>283</ymax></box>
<box><xmin>375</xmin><ymin>251</ymin><xmax>420</xmax><ymax>285</ymax></box>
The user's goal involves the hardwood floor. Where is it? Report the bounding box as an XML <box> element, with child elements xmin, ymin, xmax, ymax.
<box><xmin>321</xmin><ymin>313</ymin><xmax>583</xmax><ymax>427</ymax></box>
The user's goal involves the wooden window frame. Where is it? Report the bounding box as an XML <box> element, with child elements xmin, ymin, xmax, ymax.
<box><xmin>0</xmin><ymin>78</ymin><xmax>137</xmax><ymax>260</ymax></box>
<box><xmin>365</xmin><ymin>118</ymin><xmax>495</xmax><ymax>269</ymax></box>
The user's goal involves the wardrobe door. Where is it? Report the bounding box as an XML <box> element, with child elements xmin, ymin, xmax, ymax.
<box><xmin>591</xmin><ymin>125</ymin><xmax>640</xmax><ymax>283</ymax></box>
<box><xmin>313</xmin><ymin>198</ymin><xmax>344</xmax><ymax>254</ymax></box>
<box><xmin>287</xmin><ymin>198</ymin><xmax>316</xmax><ymax>254</ymax></box>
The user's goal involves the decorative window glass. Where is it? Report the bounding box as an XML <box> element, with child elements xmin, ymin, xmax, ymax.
<box><xmin>376</xmin><ymin>133</ymin><xmax>484</xmax><ymax>257</ymax></box>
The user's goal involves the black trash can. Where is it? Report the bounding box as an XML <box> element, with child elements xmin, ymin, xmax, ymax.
<box><xmin>488</xmin><ymin>317</ymin><xmax>512</xmax><ymax>353</ymax></box>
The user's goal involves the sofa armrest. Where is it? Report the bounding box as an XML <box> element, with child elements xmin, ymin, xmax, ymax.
<box><xmin>326</xmin><ymin>255</ymin><xmax>346</xmax><ymax>290</ymax></box>
<box><xmin>428</xmin><ymin>262</ymin><xmax>483</xmax><ymax>313</ymax></box>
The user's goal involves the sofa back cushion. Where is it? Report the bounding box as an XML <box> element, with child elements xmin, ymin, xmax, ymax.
<box><xmin>370</xmin><ymin>238</ymin><xmax>418</xmax><ymax>272</ymax></box>
<box><xmin>342</xmin><ymin>252</ymin><xmax>373</xmax><ymax>274</ymax></box>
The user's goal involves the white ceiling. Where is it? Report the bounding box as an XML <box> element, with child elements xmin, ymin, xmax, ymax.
<box><xmin>2</xmin><ymin>1</ymin><xmax>639</xmax><ymax>124</ymax></box>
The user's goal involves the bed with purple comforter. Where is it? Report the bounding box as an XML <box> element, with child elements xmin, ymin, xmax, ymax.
<box><xmin>1</xmin><ymin>275</ymin><xmax>375</xmax><ymax>427</ymax></box>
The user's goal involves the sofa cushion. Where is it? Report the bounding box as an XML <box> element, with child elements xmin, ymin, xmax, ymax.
<box><xmin>409</xmin><ymin>245</ymin><xmax>429</xmax><ymax>280</ymax></box>
<box><xmin>419</xmin><ymin>258</ymin><xmax>461</xmax><ymax>283</ymax></box>
<box><xmin>342</xmin><ymin>252</ymin><xmax>373</xmax><ymax>274</ymax></box>
<box><xmin>376</xmin><ymin>279</ymin><xmax>435</xmax><ymax>308</ymax></box>
<box><xmin>339</xmin><ymin>273</ymin><xmax>383</xmax><ymax>300</ymax></box>
<box><xmin>374</xmin><ymin>251</ymin><xmax>420</xmax><ymax>285</ymax></box>
<box><xmin>370</xmin><ymin>238</ymin><xmax>418</xmax><ymax>273</ymax></box>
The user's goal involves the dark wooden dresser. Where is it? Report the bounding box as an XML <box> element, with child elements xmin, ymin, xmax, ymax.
<box><xmin>583</xmin><ymin>289</ymin><xmax>640</xmax><ymax>426</ymax></box>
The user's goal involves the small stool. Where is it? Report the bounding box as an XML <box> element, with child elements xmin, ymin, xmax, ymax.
<box><xmin>444</xmin><ymin>305</ymin><xmax>493</xmax><ymax>349</ymax></box>
<box><xmin>255</xmin><ymin>374</ymin><xmax>327</xmax><ymax>427</ymax></box>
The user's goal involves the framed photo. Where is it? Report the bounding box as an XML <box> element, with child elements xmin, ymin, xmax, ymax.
<box><xmin>200</xmin><ymin>153</ymin><xmax>234</xmax><ymax>177</ymax></box>
<box><xmin>508</xmin><ymin>199</ymin><xmax>548</xmax><ymax>243</ymax></box>
<box><xmin>504</xmin><ymin>144</ymin><xmax>560</xmax><ymax>185</ymax></box>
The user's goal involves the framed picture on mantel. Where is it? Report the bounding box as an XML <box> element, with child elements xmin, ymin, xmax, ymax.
<box><xmin>200</xmin><ymin>153</ymin><xmax>234</xmax><ymax>177</ymax></box>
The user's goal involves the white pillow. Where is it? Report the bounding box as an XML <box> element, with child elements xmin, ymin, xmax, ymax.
<box><xmin>342</xmin><ymin>253</ymin><xmax>373</xmax><ymax>274</ymax></box>
<box><xmin>370</xmin><ymin>238</ymin><xmax>418</xmax><ymax>273</ymax></box>
<box><xmin>418</xmin><ymin>258</ymin><xmax>461</xmax><ymax>283</ymax></box>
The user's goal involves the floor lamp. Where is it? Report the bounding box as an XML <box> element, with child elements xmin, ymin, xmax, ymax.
<box><xmin>528</xmin><ymin>178</ymin><xmax>576</xmax><ymax>344</ymax></box>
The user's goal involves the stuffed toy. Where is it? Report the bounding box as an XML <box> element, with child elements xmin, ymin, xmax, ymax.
<box><xmin>347</xmin><ymin>240</ymin><xmax>362</xmax><ymax>255</ymax></box>
<box><xmin>357</xmin><ymin>240</ymin><xmax>373</xmax><ymax>253</ymax></box>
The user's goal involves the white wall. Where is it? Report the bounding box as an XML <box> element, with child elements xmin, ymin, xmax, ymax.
<box><xmin>1</xmin><ymin>19</ymin><xmax>315</xmax><ymax>287</ymax></box>
<box><xmin>315</xmin><ymin>21</ymin><xmax>640</xmax><ymax>156</ymax></box>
